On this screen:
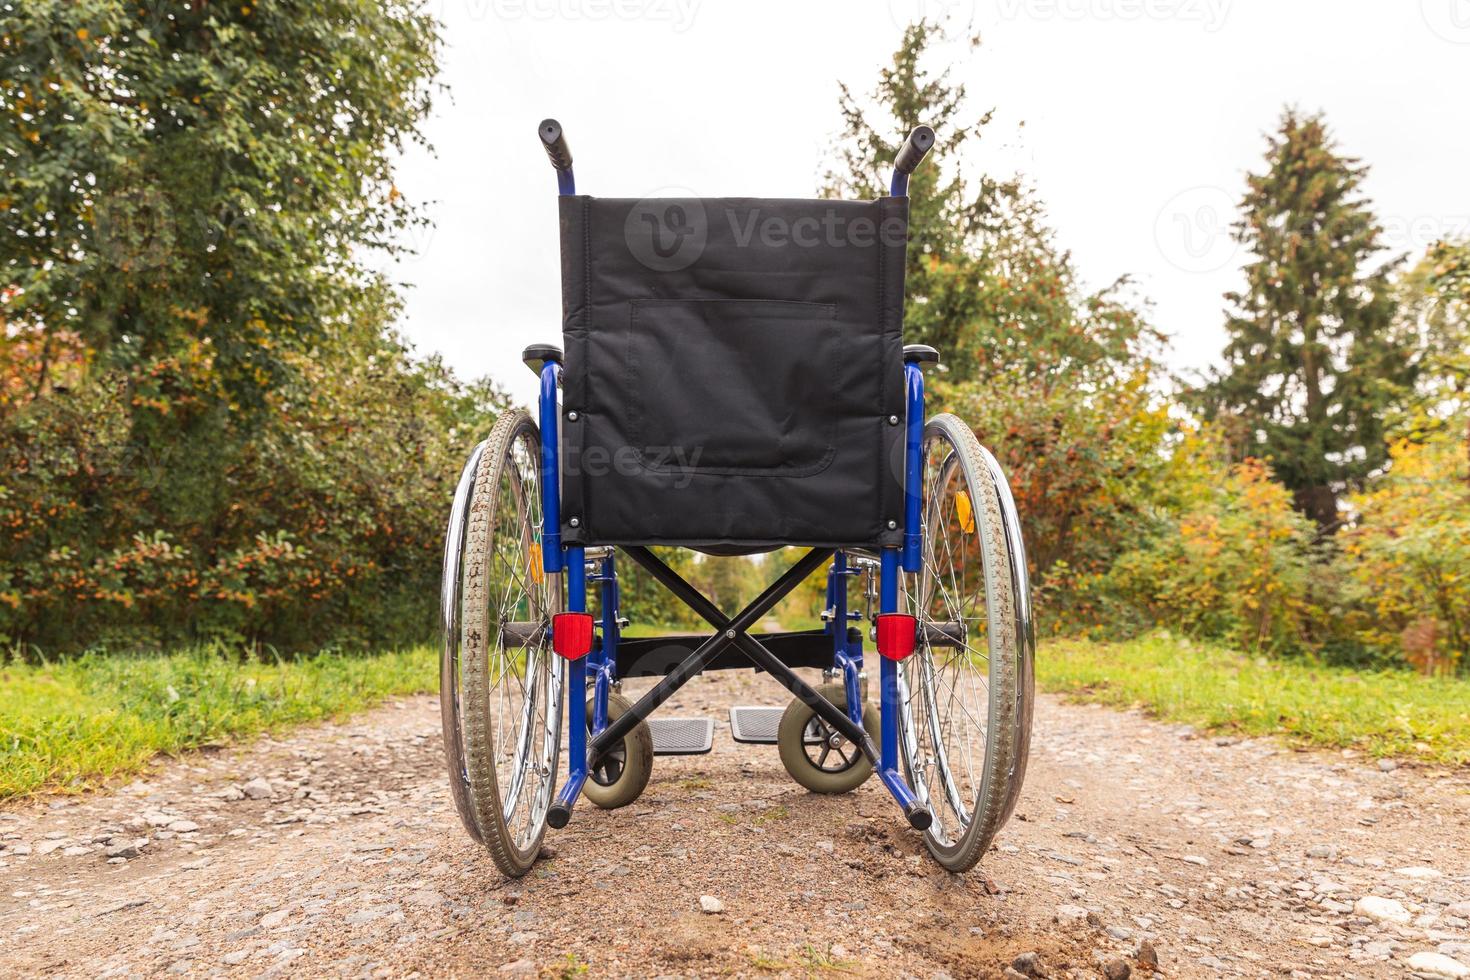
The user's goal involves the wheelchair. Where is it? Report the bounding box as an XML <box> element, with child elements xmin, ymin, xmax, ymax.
<box><xmin>440</xmin><ymin>120</ymin><xmax>1034</xmax><ymax>877</ymax></box>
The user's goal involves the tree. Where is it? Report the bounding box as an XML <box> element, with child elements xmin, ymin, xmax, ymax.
<box><xmin>825</xmin><ymin>22</ymin><xmax>1172</xmax><ymax>610</ymax></box>
<box><xmin>0</xmin><ymin>1</ymin><xmax>463</xmax><ymax>652</ymax></box>
<box><xmin>1394</xmin><ymin>240</ymin><xmax>1469</xmax><ymax>438</ymax></box>
<box><xmin>1194</xmin><ymin>110</ymin><xmax>1417</xmax><ymax>530</ymax></box>
<box><xmin>1</xmin><ymin>0</ymin><xmax>439</xmax><ymax>406</ymax></box>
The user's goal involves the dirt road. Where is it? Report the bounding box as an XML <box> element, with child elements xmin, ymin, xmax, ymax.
<box><xmin>2</xmin><ymin>669</ymin><xmax>1468</xmax><ymax>979</ymax></box>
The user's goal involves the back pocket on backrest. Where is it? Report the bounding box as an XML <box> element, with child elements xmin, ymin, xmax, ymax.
<box><xmin>626</xmin><ymin>299</ymin><xmax>839</xmax><ymax>477</ymax></box>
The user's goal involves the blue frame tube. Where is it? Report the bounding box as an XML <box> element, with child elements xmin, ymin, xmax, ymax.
<box><xmin>901</xmin><ymin>361</ymin><xmax>925</xmax><ymax>573</ymax></box>
<box><xmin>590</xmin><ymin>553</ymin><xmax>619</xmax><ymax>735</ymax></box>
<box><xmin>876</xmin><ymin>547</ymin><xmax>919</xmax><ymax>813</ymax></box>
<box><xmin>539</xmin><ymin>361</ymin><xmax>563</xmax><ymax>575</ymax></box>
<box><xmin>553</xmin><ymin>546</ymin><xmax>588</xmax><ymax>816</ymax></box>
<box><xmin>828</xmin><ymin>551</ymin><xmax>864</xmax><ymax>726</ymax></box>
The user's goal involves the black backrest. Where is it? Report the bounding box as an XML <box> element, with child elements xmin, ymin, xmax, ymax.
<box><xmin>557</xmin><ymin>195</ymin><xmax>909</xmax><ymax>550</ymax></box>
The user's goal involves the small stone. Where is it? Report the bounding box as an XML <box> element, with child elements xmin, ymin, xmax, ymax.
<box><xmin>62</xmin><ymin>845</ymin><xmax>93</xmax><ymax>857</ymax></box>
<box><xmin>241</xmin><ymin>778</ymin><xmax>274</xmax><ymax>800</ymax></box>
<box><xmin>34</xmin><ymin>839</ymin><xmax>66</xmax><ymax>855</ymax></box>
<box><xmin>221</xmin><ymin>951</ymin><xmax>249</xmax><ymax>965</ymax></box>
<box><xmin>167</xmin><ymin>821</ymin><xmax>200</xmax><ymax>834</ymax></box>
<box><xmin>1306</xmin><ymin>844</ymin><xmax>1337</xmax><ymax>860</ymax></box>
<box><xmin>9</xmin><ymin>843</ymin><xmax>32</xmax><ymax>856</ymax></box>
<box><xmin>698</xmin><ymin>895</ymin><xmax>725</xmax><ymax>914</ymax></box>
<box><xmin>1054</xmin><ymin>904</ymin><xmax>1088</xmax><ymax>922</ymax></box>
<box><xmin>499</xmin><ymin>961</ymin><xmax>535</xmax><ymax>976</ymax></box>
<box><xmin>260</xmin><ymin>909</ymin><xmax>289</xmax><ymax>928</ymax></box>
<box><xmin>1103</xmin><ymin>958</ymin><xmax>1132</xmax><ymax>980</ymax></box>
<box><xmin>1448</xmin><ymin>902</ymin><xmax>1470</xmax><ymax>918</ymax></box>
<box><xmin>1107</xmin><ymin>925</ymin><xmax>1134</xmax><ymax>941</ymax></box>
<box><xmin>1398</xmin><ymin>866</ymin><xmax>1444</xmax><ymax>880</ymax></box>
<box><xmin>814</xmin><ymin>840</ymin><xmax>835</xmax><ymax>855</ymax></box>
<box><xmin>1181</xmin><ymin>855</ymin><xmax>1208</xmax><ymax>866</ymax></box>
<box><xmin>1010</xmin><ymin>951</ymin><xmax>1041</xmax><ymax>976</ymax></box>
<box><xmin>1378</xmin><ymin>758</ymin><xmax>1398</xmax><ymax>771</ymax></box>
<box><xmin>1136</xmin><ymin>939</ymin><xmax>1160</xmax><ymax>971</ymax></box>
<box><xmin>1407</xmin><ymin>952</ymin><xmax>1470</xmax><ymax>979</ymax></box>
<box><xmin>508</xmin><ymin>931</ymin><xmax>538</xmax><ymax>943</ymax></box>
<box><xmin>406</xmin><ymin>890</ymin><xmax>446</xmax><ymax>908</ymax></box>
<box><xmin>105</xmin><ymin>838</ymin><xmax>148</xmax><ymax>859</ymax></box>
<box><xmin>1355</xmin><ymin>895</ymin><xmax>1412</xmax><ymax>925</ymax></box>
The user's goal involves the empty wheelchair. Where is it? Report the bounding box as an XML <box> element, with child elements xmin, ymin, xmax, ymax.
<box><xmin>440</xmin><ymin>120</ymin><xmax>1034</xmax><ymax>876</ymax></box>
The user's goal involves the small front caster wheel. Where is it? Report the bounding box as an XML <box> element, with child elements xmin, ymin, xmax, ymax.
<box><xmin>777</xmin><ymin>684</ymin><xmax>877</xmax><ymax>794</ymax></box>
<box><xmin>584</xmin><ymin>691</ymin><xmax>653</xmax><ymax>810</ymax></box>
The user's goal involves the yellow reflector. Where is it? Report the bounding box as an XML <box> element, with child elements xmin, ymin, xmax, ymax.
<box><xmin>955</xmin><ymin>490</ymin><xmax>976</xmax><ymax>534</ymax></box>
<box><xmin>529</xmin><ymin>543</ymin><xmax>544</xmax><ymax>584</ymax></box>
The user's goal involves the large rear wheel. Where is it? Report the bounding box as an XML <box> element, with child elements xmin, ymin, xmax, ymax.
<box><xmin>900</xmin><ymin>413</ymin><xmax>1034</xmax><ymax>873</ymax></box>
<box><xmin>440</xmin><ymin>409</ymin><xmax>563</xmax><ymax>877</ymax></box>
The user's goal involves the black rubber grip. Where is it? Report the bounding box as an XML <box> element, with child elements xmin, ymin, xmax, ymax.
<box><xmin>893</xmin><ymin>125</ymin><xmax>936</xmax><ymax>175</ymax></box>
<box><xmin>538</xmin><ymin>118</ymin><xmax>573</xmax><ymax>171</ymax></box>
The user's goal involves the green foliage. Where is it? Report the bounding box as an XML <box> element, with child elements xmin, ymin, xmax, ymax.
<box><xmin>0</xmin><ymin>643</ymin><xmax>436</xmax><ymax>798</ymax></box>
<box><xmin>1</xmin><ymin>294</ymin><xmax>504</xmax><ymax>651</ymax></box>
<box><xmin>1040</xmin><ymin>634</ymin><xmax>1470</xmax><ymax>764</ymax></box>
<box><xmin>1</xmin><ymin>0</ymin><xmax>440</xmax><ymax>402</ymax></box>
<box><xmin>1395</xmin><ymin>240</ymin><xmax>1470</xmax><ymax>430</ymax></box>
<box><xmin>1340</xmin><ymin>426</ymin><xmax>1470</xmax><ymax>675</ymax></box>
<box><xmin>1103</xmin><ymin>452</ymin><xmax>1319</xmax><ymax>654</ymax></box>
<box><xmin>1193</xmin><ymin>110</ymin><xmax>1417</xmax><ymax>529</ymax></box>
<box><xmin>829</xmin><ymin>22</ymin><xmax>1175</xmax><ymax>631</ymax></box>
<box><xmin>0</xmin><ymin>1</ymin><xmax>481</xmax><ymax>652</ymax></box>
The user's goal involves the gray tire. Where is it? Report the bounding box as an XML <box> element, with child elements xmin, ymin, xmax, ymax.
<box><xmin>777</xmin><ymin>684</ymin><xmax>878</xmax><ymax>794</ymax></box>
<box><xmin>583</xmin><ymin>691</ymin><xmax>654</xmax><ymax>810</ymax></box>
<box><xmin>440</xmin><ymin>409</ymin><xmax>563</xmax><ymax>878</ymax></box>
<box><xmin>901</xmin><ymin>414</ymin><xmax>1034</xmax><ymax>873</ymax></box>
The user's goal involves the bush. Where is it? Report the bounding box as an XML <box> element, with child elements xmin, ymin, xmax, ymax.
<box><xmin>1340</xmin><ymin>426</ymin><xmax>1470</xmax><ymax>674</ymax></box>
<box><xmin>1103</xmin><ymin>455</ymin><xmax>1319</xmax><ymax>655</ymax></box>
<box><xmin>0</xmin><ymin>298</ymin><xmax>503</xmax><ymax>655</ymax></box>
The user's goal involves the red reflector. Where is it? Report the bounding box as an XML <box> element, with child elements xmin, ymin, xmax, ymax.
<box><xmin>875</xmin><ymin>613</ymin><xmax>918</xmax><ymax>661</ymax></box>
<box><xmin>552</xmin><ymin>612</ymin><xmax>595</xmax><ymax>660</ymax></box>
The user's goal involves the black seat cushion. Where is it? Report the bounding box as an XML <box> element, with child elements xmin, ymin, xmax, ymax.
<box><xmin>557</xmin><ymin>195</ymin><xmax>908</xmax><ymax>550</ymax></box>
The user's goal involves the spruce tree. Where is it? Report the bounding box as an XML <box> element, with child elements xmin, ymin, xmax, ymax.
<box><xmin>1196</xmin><ymin>110</ymin><xmax>1415</xmax><ymax>531</ymax></box>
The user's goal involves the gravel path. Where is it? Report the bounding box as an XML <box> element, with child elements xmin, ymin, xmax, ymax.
<box><xmin>2</xmin><ymin>670</ymin><xmax>1468</xmax><ymax>979</ymax></box>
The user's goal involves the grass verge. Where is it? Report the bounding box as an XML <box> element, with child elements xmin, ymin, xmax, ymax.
<box><xmin>0</xmin><ymin>645</ymin><xmax>436</xmax><ymax>800</ymax></box>
<box><xmin>1039</xmin><ymin>634</ymin><xmax>1470</xmax><ymax>765</ymax></box>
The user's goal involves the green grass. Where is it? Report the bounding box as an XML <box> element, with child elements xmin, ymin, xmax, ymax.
<box><xmin>0</xmin><ymin>645</ymin><xmax>436</xmax><ymax>800</ymax></box>
<box><xmin>1039</xmin><ymin>634</ymin><xmax>1470</xmax><ymax>765</ymax></box>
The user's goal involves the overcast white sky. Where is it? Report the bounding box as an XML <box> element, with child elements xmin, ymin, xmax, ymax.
<box><xmin>379</xmin><ymin>0</ymin><xmax>1470</xmax><ymax>409</ymax></box>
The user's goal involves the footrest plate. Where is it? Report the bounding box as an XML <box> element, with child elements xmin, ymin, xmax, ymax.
<box><xmin>728</xmin><ymin>705</ymin><xmax>784</xmax><ymax>745</ymax></box>
<box><xmin>649</xmin><ymin>718</ymin><xmax>713</xmax><ymax>755</ymax></box>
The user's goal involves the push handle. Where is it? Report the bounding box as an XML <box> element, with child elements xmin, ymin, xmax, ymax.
<box><xmin>893</xmin><ymin>125</ymin><xmax>936</xmax><ymax>175</ymax></box>
<box><xmin>539</xmin><ymin>118</ymin><xmax>573</xmax><ymax>171</ymax></box>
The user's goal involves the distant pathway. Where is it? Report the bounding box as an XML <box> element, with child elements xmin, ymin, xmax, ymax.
<box><xmin>2</xmin><ymin>671</ymin><xmax>1468</xmax><ymax>978</ymax></box>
